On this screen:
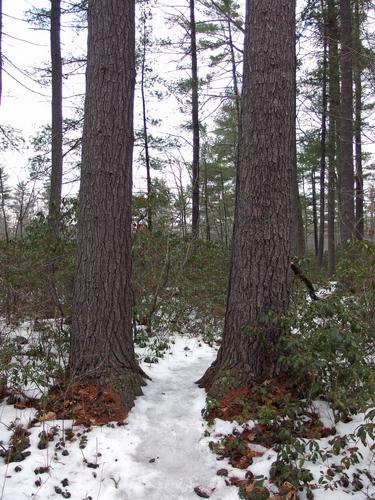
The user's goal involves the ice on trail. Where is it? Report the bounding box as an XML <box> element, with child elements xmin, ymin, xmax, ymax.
<box><xmin>0</xmin><ymin>336</ymin><xmax>238</xmax><ymax>499</ymax></box>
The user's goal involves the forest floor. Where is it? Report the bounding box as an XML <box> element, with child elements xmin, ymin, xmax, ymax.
<box><xmin>0</xmin><ymin>330</ymin><xmax>373</xmax><ymax>499</ymax></box>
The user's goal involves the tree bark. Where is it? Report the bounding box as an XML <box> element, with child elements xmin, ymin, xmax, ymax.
<box><xmin>338</xmin><ymin>0</ymin><xmax>355</xmax><ymax>247</ymax></box>
<box><xmin>190</xmin><ymin>0</ymin><xmax>200</xmax><ymax>237</ymax></box>
<box><xmin>318</xmin><ymin>10</ymin><xmax>328</xmax><ymax>266</ymax></box>
<box><xmin>70</xmin><ymin>0</ymin><xmax>147</xmax><ymax>412</ymax></box>
<box><xmin>354</xmin><ymin>0</ymin><xmax>363</xmax><ymax>240</ymax></box>
<box><xmin>48</xmin><ymin>0</ymin><xmax>63</xmax><ymax>239</ymax></box>
<box><xmin>198</xmin><ymin>0</ymin><xmax>295</xmax><ymax>392</ymax></box>
<box><xmin>327</xmin><ymin>0</ymin><xmax>339</xmax><ymax>275</ymax></box>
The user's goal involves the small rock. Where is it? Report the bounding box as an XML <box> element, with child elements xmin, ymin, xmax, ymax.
<box><xmin>35</xmin><ymin>479</ymin><xmax>42</xmax><ymax>487</ymax></box>
<box><xmin>194</xmin><ymin>486</ymin><xmax>210</xmax><ymax>498</ymax></box>
<box><xmin>34</xmin><ymin>466</ymin><xmax>49</xmax><ymax>475</ymax></box>
<box><xmin>62</xmin><ymin>449</ymin><xmax>69</xmax><ymax>456</ymax></box>
<box><xmin>61</xmin><ymin>478</ymin><xmax>69</xmax><ymax>487</ymax></box>
<box><xmin>14</xmin><ymin>466</ymin><xmax>22</xmax><ymax>473</ymax></box>
<box><xmin>149</xmin><ymin>458</ymin><xmax>156</xmax><ymax>463</ymax></box>
<box><xmin>87</xmin><ymin>462</ymin><xmax>99</xmax><ymax>469</ymax></box>
<box><xmin>216</xmin><ymin>469</ymin><xmax>228</xmax><ymax>477</ymax></box>
<box><xmin>62</xmin><ymin>493</ymin><xmax>71</xmax><ymax>499</ymax></box>
<box><xmin>54</xmin><ymin>486</ymin><xmax>62</xmax><ymax>494</ymax></box>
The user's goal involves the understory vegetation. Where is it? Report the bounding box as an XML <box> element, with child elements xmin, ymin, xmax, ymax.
<box><xmin>0</xmin><ymin>209</ymin><xmax>373</xmax><ymax>498</ymax></box>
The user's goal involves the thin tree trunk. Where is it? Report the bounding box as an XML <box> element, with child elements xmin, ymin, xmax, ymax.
<box><xmin>190</xmin><ymin>0</ymin><xmax>200</xmax><ymax>237</ymax></box>
<box><xmin>70</xmin><ymin>0</ymin><xmax>147</xmax><ymax>412</ymax></box>
<box><xmin>141</xmin><ymin>12</ymin><xmax>152</xmax><ymax>233</ymax></box>
<box><xmin>339</xmin><ymin>0</ymin><xmax>355</xmax><ymax>247</ymax></box>
<box><xmin>291</xmin><ymin>34</ymin><xmax>305</xmax><ymax>257</ymax></box>
<box><xmin>354</xmin><ymin>0</ymin><xmax>363</xmax><ymax>240</ymax></box>
<box><xmin>318</xmin><ymin>11</ymin><xmax>328</xmax><ymax>266</ymax></box>
<box><xmin>0</xmin><ymin>0</ymin><xmax>2</xmax><ymax>106</ymax></box>
<box><xmin>48</xmin><ymin>0</ymin><xmax>63</xmax><ymax>239</ymax></box>
<box><xmin>227</xmin><ymin>17</ymin><xmax>240</xmax><ymax>174</ymax></box>
<box><xmin>203</xmin><ymin>158</ymin><xmax>211</xmax><ymax>241</ymax></box>
<box><xmin>0</xmin><ymin>169</ymin><xmax>8</xmax><ymax>242</ymax></box>
<box><xmin>311</xmin><ymin>167</ymin><xmax>319</xmax><ymax>256</ymax></box>
<box><xmin>198</xmin><ymin>0</ymin><xmax>295</xmax><ymax>390</ymax></box>
<box><xmin>219</xmin><ymin>168</ymin><xmax>229</xmax><ymax>248</ymax></box>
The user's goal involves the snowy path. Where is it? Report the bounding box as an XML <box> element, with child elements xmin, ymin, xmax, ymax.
<box><xmin>102</xmin><ymin>336</ymin><xmax>239</xmax><ymax>499</ymax></box>
<box><xmin>0</xmin><ymin>336</ymin><xmax>239</xmax><ymax>499</ymax></box>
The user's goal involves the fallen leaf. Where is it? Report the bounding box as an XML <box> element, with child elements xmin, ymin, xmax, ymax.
<box><xmin>39</xmin><ymin>411</ymin><xmax>56</xmax><ymax>421</ymax></box>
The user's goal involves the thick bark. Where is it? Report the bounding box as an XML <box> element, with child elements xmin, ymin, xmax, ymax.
<box><xmin>354</xmin><ymin>0</ymin><xmax>363</xmax><ymax>240</ymax></box>
<box><xmin>140</xmin><ymin>13</ymin><xmax>152</xmax><ymax>233</ymax></box>
<box><xmin>48</xmin><ymin>0</ymin><xmax>63</xmax><ymax>239</ymax></box>
<box><xmin>70</xmin><ymin>0</ymin><xmax>147</xmax><ymax>412</ymax></box>
<box><xmin>327</xmin><ymin>0</ymin><xmax>339</xmax><ymax>275</ymax></box>
<box><xmin>190</xmin><ymin>0</ymin><xmax>200</xmax><ymax>237</ymax></box>
<box><xmin>338</xmin><ymin>0</ymin><xmax>355</xmax><ymax>247</ymax></box>
<box><xmin>198</xmin><ymin>0</ymin><xmax>295</xmax><ymax>392</ymax></box>
<box><xmin>318</xmin><ymin>17</ymin><xmax>328</xmax><ymax>266</ymax></box>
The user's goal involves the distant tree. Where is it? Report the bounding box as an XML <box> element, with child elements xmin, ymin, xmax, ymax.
<box><xmin>199</xmin><ymin>0</ymin><xmax>295</xmax><ymax>390</ymax></box>
<box><xmin>70</xmin><ymin>0</ymin><xmax>147</xmax><ymax>411</ymax></box>
<box><xmin>0</xmin><ymin>167</ymin><xmax>10</xmax><ymax>242</ymax></box>
<box><xmin>190</xmin><ymin>0</ymin><xmax>200</xmax><ymax>236</ymax></box>
<box><xmin>339</xmin><ymin>0</ymin><xmax>355</xmax><ymax>247</ymax></box>
<box><xmin>0</xmin><ymin>0</ymin><xmax>2</xmax><ymax>106</ymax></box>
<box><xmin>48</xmin><ymin>0</ymin><xmax>63</xmax><ymax>238</ymax></box>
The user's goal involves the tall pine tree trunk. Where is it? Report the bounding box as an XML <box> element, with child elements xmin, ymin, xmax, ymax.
<box><xmin>190</xmin><ymin>0</ymin><xmax>200</xmax><ymax>236</ymax></box>
<box><xmin>318</xmin><ymin>14</ymin><xmax>328</xmax><ymax>266</ymax></box>
<box><xmin>339</xmin><ymin>0</ymin><xmax>355</xmax><ymax>247</ymax></box>
<box><xmin>70</xmin><ymin>0</ymin><xmax>147</xmax><ymax>412</ymax></box>
<box><xmin>140</xmin><ymin>12</ymin><xmax>152</xmax><ymax>233</ymax></box>
<box><xmin>354</xmin><ymin>0</ymin><xmax>363</xmax><ymax>240</ymax></box>
<box><xmin>198</xmin><ymin>0</ymin><xmax>295</xmax><ymax>391</ymax></box>
<box><xmin>48</xmin><ymin>0</ymin><xmax>63</xmax><ymax>238</ymax></box>
<box><xmin>312</xmin><ymin>167</ymin><xmax>319</xmax><ymax>257</ymax></box>
<box><xmin>327</xmin><ymin>0</ymin><xmax>339</xmax><ymax>274</ymax></box>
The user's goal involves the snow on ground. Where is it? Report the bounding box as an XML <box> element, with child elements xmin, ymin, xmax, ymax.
<box><xmin>0</xmin><ymin>331</ymin><xmax>373</xmax><ymax>499</ymax></box>
<box><xmin>0</xmin><ymin>336</ymin><xmax>238</xmax><ymax>500</ymax></box>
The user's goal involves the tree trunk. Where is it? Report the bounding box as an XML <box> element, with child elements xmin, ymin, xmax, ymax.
<box><xmin>70</xmin><ymin>0</ymin><xmax>147</xmax><ymax>412</ymax></box>
<box><xmin>311</xmin><ymin>167</ymin><xmax>319</xmax><ymax>257</ymax></box>
<box><xmin>318</xmin><ymin>11</ymin><xmax>328</xmax><ymax>266</ymax></box>
<box><xmin>190</xmin><ymin>0</ymin><xmax>200</xmax><ymax>237</ymax></box>
<box><xmin>354</xmin><ymin>0</ymin><xmax>363</xmax><ymax>240</ymax></box>
<box><xmin>140</xmin><ymin>12</ymin><xmax>152</xmax><ymax>233</ymax></box>
<box><xmin>198</xmin><ymin>0</ymin><xmax>295</xmax><ymax>392</ymax></box>
<box><xmin>338</xmin><ymin>0</ymin><xmax>355</xmax><ymax>247</ymax></box>
<box><xmin>203</xmin><ymin>157</ymin><xmax>211</xmax><ymax>241</ymax></box>
<box><xmin>291</xmin><ymin>34</ymin><xmax>305</xmax><ymax>257</ymax></box>
<box><xmin>0</xmin><ymin>0</ymin><xmax>2</xmax><ymax>106</ymax></box>
<box><xmin>48</xmin><ymin>0</ymin><xmax>63</xmax><ymax>239</ymax></box>
<box><xmin>327</xmin><ymin>0</ymin><xmax>339</xmax><ymax>275</ymax></box>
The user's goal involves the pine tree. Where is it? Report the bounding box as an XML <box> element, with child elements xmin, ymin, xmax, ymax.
<box><xmin>70</xmin><ymin>0</ymin><xmax>147</xmax><ymax>411</ymax></box>
<box><xmin>198</xmin><ymin>0</ymin><xmax>295</xmax><ymax>390</ymax></box>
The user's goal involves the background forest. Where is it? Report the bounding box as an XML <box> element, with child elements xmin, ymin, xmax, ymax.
<box><xmin>0</xmin><ymin>0</ymin><xmax>374</xmax><ymax>499</ymax></box>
